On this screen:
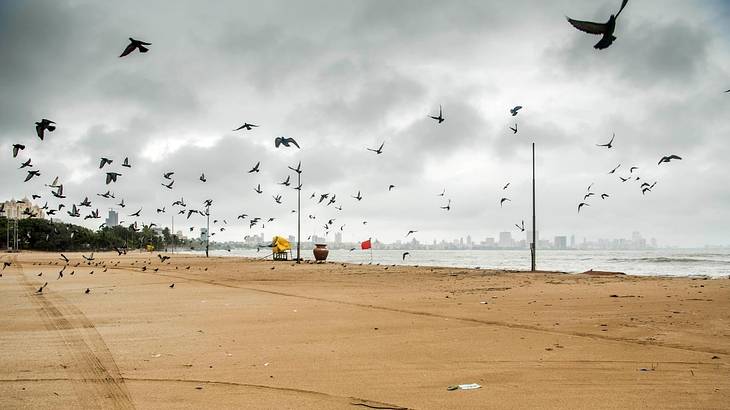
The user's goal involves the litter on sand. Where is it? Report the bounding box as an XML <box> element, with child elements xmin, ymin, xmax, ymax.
<box><xmin>447</xmin><ymin>383</ymin><xmax>481</xmax><ymax>391</ymax></box>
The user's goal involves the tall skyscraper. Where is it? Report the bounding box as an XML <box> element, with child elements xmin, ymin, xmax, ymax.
<box><xmin>105</xmin><ymin>209</ymin><xmax>118</xmax><ymax>227</ymax></box>
<box><xmin>498</xmin><ymin>232</ymin><xmax>513</xmax><ymax>248</ymax></box>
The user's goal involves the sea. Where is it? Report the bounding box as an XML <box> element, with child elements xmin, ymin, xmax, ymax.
<box><xmin>193</xmin><ymin>248</ymin><xmax>730</xmax><ymax>279</ymax></box>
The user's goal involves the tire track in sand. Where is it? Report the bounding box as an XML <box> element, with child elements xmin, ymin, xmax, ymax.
<box><xmin>12</xmin><ymin>256</ymin><xmax>135</xmax><ymax>409</ymax></box>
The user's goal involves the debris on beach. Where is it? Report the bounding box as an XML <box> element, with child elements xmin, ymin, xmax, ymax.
<box><xmin>447</xmin><ymin>383</ymin><xmax>481</xmax><ymax>391</ymax></box>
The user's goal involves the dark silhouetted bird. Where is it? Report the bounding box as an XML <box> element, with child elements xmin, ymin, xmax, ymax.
<box><xmin>200</xmin><ymin>173</ymin><xmax>206</xmax><ymax>182</ymax></box>
<box><xmin>120</xmin><ymin>37</ymin><xmax>151</xmax><ymax>57</ymax></box>
<box><xmin>429</xmin><ymin>105</ymin><xmax>444</xmax><ymax>124</ymax></box>
<box><xmin>248</xmin><ymin>161</ymin><xmax>260</xmax><ymax>173</ymax></box>
<box><xmin>352</xmin><ymin>191</ymin><xmax>362</xmax><ymax>201</ymax></box>
<box><xmin>273</xmin><ymin>195</ymin><xmax>282</xmax><ymax>204</ymax></box>
<box><xmin>12</xmin><ymin>144</ymin><xmax>25</xmax><ymax>158</ymax></box>
<box><xmin>36</xmin><ymin>282</ymin><xmax>48</xmax><ymax>293</ymax></box>
<box><xmin>503</xmin><ymin>183</ymin><xmax>510</xmax><ymax>190</ymax></box>
<box><xmin>578</xmin><ymin>202</ymin><xmax>590</xmax><ymax>213</ymax></box>
<box><xmin>629</xmin><ymin>166</ymin><xmax>638</xmax><ymax>173</ymax></box>
<box><xmin>500</xmin><ymin>197</ymin><xmax>511</xmax><ymax>207</ymax></box>
<box><xmin>162</xmin><ymin>180</ymin><xmax>174</xmax><ymax>190</ymax></box>
<box><xmin>122</xmin><ymin>157</ymin><xmax>131</xmax><ymax>167</ymax></box>
<box><xmin>367</xmin><ymin>142</ymin><xmax>385</xmax><ymax>154</ymax></box>
<box><xmin>99</xmin><ymin>157</ymin><xmax>113</xmax><ymax>169</ymax></box>
<box><xmin>288</xmin><ymin>161</ymin><xmax>302</xmax><ymax>174</ymax></box>
<box><xmin>597</xmin><ymin>133</ymin><xmax>615</xmax><ymax>148</ymax></box>
<box><xmin>106</xmin><ymin>172</ymin><xmax>122</xmax><ymax>184</ymax></box>
<box><xmin>584</xmin><ymin>192</ymin><xmax>595</xmax><ymax>200</ymax></box>
<box><xmin>402</xmin><ymin>252</ymin><xmax>410</xmax><ymax>261</ymax></box>
<box><xmin>275</xmin><ymin>137</ymin><xmax>300</xmax><ymax>148</ymax></box>
<box><xmin>406</xmin><ymin>230</ymin><xmax>417</xmax><ymax>237</ymax></box>
<box><xmin>163</xmin><ymin>172</ymin><xmax>174</xmax><ymax>180</ymax></box>
<box><xmin>515</xmin><ymin>220</ymin><xmax>525</xmax><ymax>232</ymax></box>
<box><xmin>279</xmin><ymin>175</ymin><xmax>291</xmax><ymax>186</ymax></box>
<box><xmin>601</xmin><ymin>193</ymin><xmax>610</xmax><ymax>199</ymax></box>
<box><xmin>510</xmin><ymin>106</ymin><xmax>522</xmax><ymax>116</ymax></box>
<box><xmin>19</xmin><ymin>158</ymin><xmax>32</xmax><ymax>169</ymax></box>
<box><xmin>254</xmin><ymin>184</ymin><xmax>263</xmax><ymax>194</ymax></box>
<box><xmin>24</xmin><ymin>170</ymin><xmax>41</xmax><ymax>182</ymax></box>
<box><xmin>35</xmin><ymin>119</ymin><xmax>56</xmax><ymax>140</ymax></box>
<box><xmin>233</xmin><ymin>123</ymin><xmax>258</xmax><ymax>131</ymax></box>
<box><xmin>509</xmin><ymin>124</ymin><xmax>517</xmax><ymax>134</ymax></box>
<box><xmin>608</xmin><ymin>164</ymin><xmax>621</xmax><ymax>174</ymax></box>
<box><xmin>388</xmin><ymin>184</ymin><xmax>395</xmax><ymax>191</ymax></box>
<box><xmin>658</xmin><ymin>155</ymin><xmax>682</xmax><ymax>165</ymax></box>
<box><xmin>129</xmin><ymin>208</ymin><xmax>141</xmax><ymax>217</ymax></box>
<box><xmin>85</xmin><ymin>288</ymin><xmax>90</xmax><ymax>294</ymax></box>
<box><xmin>440</xmin><ymin>199</ymin><xmax>451</xmax><ymax>211</ymax></box>
<box><xmin>567</xmin><ymin>0</ymin><xmax>630</xmax><ymax>50</ymax></box>
<box><xmin>169</xmin><ymin>283</ymin><xmax>175</xmax><ymax>288</ymax></box>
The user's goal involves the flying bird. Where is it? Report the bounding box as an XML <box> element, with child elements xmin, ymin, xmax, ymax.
<box><xmin>367</xmin><ymin>142</ymin><xmax>385</xmax><ymax>154</ymax></box>
<box><xmin>163</xmin><ymin>172</ymin><xmax>174</xmax><ymax>180</ymax></box>
<box><xmin>437</xmin><ymin>188</ymin><xmax>445</xmax><ymax>196</ymax></box>
<box><xmin>352</xmin><ymin>190</ymin><xmax>363</xmax><ymax>201</ymax></box>
<box><xmin>99</xmin><ymin>157</ymin><xmax>113</xmax><ymax>169</ymax></box>
<box><xmin>254</xmin><ymin>184</ymin><xmax>263</xmax><ymax>194</ymax></box>
<box><xmin>578</xmin><ymin>202</ymin><xmax>590</xmax><ymax>213</ymax></box>
<box><xmin>509</xmin><ymin>124</ymin><xmax>517</xmax><ymax>134</ymax></box>
<box><xmin>608</xmin><ymin>164</ymin><xmax>621</xmax><ymax>174</ymax></box>
<box><xmin>248</xmin><ymin>161</ymin><xmax>260</xmax><ymax>173</ymax></box>
<box><xmin>406</xmin><ymin>230</ymin><xmax>417</xmax><ymax>237</ymax></box>
<box><xmin>120</xmin><ymin>37</ymin><xmax>151</xmax><ymax>57</ymax></box>
<box><xmin>596</xmin><ymin>133</ymin><xmax>615</xmax><ymax>148</ymax></box>
<box><xmin>402</xmin><ymin>252</ymin><xmax>410</xmax><ymax>261</ymax></box>
<box><xmin>510</xmin><ymin>106</ymin><xmax>522</xmax><ymax>116</ymax></box>
<box><xmin>274</xmin><ymin>136</ymin><xmax>300</xmax><ymax>148</ymax></box>
<box><xmin>440</xmin><ymin>199</ymin><xmax>451</xmax><ymax>211</ymax></box>
<box><xmin>19</xmin><ymin>158</ymin><xmax>32</xmax><ymax>169</ymax></box>
<box><xmin>273</xmin><ymin>195</ymin><xmax>282</xmax><ymax>204</ymax></box>
<box><xmin>279</xmin><ymin>175</ymin><xmax>291</xmax><ymax>186</ymax></box>
<box><xmin>566</xmin><ymin>0</ymin><xmax>630</xmax><ymax>50</ymax></box>
<box><xmin>35</xmin><ymin>119</ymin><xmax>56</xmax><ymax>140</ymax></box>
<box><xmin>24</xmin><ymin>170</ymin><xmax>41</xmax><ymax>182</ymax></box>
<box><xmin>584</xmin><ymin>192</ymin><xmax>595</xmax><ymax>200</ymax></box>
<box><xmin>129</xmin><ymin>208</ymin><xmax>142</xmax><ymax>217</ymax></box>
<box><xmin>658</xmin><ymin>155</ymin><xmax>682</xmax><ymax>165</ymax></box>
<box><xmin>288</xmin><ymin>161</ymin><xmax>302</xmax><ymax>174</ymax></box>
<box><xmin>199</xmin><ymin>173</ymin><xmax>206</xmax><ymax>182</ymax></box>
<box><xmin>429</xmin><ymin>105</ymin><xmax>444</xmax><ymax>124</ymax></box>
<box><xmin>122</xmin><ymin>157</ymin><xmax>131</xmax><ymax>167</ymax></box>
<box><xmin>503</xmin><ymin>183</ymin><xmax>510</xmax><ymax>190</ymax></box>
<box><xmin>106</xmin><ymin>172</ymin><xmax>122</xmax><ymax>184</ymax></box>
<box><xmin>12</xmin><ymin>144</ymin><xmax>25</xmax><ymax>158</ymax></box>
<box><xmin>500</xmin><ymin>197</ymin><xmax>511</xmax><ymax>207</ymax></box>
<box><xmin>388</xmin><ymin>184</ymin><xmax>395</xmax><ymax>191</ymax></box>
<box><xmin>233</xmin><ymin>123</ymin><xmax>258</xmax><ymax>131</ymax></box>
<box><xmin>162</xmin><ymin>180</ymin><xmax>174</xmax><ymax>189</ymax></box>
<box><xmin>515</xmin><ymin>220</ymin><xmax>525</xmax><ymax>232</ymax></box>
<box><xmin>601</xmin><ymin>193</ymin><xmax>610</xmax><ymax>199</ymax></box>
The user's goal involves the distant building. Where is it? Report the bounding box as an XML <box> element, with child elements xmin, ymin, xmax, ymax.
<box><xmin>334</xmin><ymin>232</ymin><xmax>342</xmax><ymax>245</ymax></box>
<box><xmin>498</xmin><ymin>232</ymin><xmax>513</xmax><ymax>248</ymax></box>
<box><xmin>570</xmin><ymin>235</ymin><xmax>576</xmax><ymax>249</ymax></box>
<box><xmin>483</xmin><ymin>237</ymin><xmax>496</xmax><ymax>247</ymax></box>
<box><xmin>105</xmin><ymin>209</ymin><xmax>119</xmax><ymax>227</ymax></box>
<box><xmin>526</xmin><ymin>230</ymin><xmax>539</xmax><ymax>247</ymax></box>
<box><xmin>1</xmin><ymin>198</ymin><xmax>46</xmax><ymax>220</ymax></box>
<box><xmin>554</xmin><ymin>236</ymin><xmax>567</xmax><ymax>250</ymax></box>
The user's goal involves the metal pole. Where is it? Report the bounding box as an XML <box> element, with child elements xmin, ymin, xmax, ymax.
<box><xmin>531</xmin><ymin>142</ymin><xmax>536</xmax><ymax>271</ymax></box>
<box><xmin>205</xmin><ymin>205</ymin><xmax>210</xmax><ymax>257</ymax></box>
<box><xmin>297</xmin><ymin>170</ymin><xmax>301</xmax><ymax>263</ymax></box>
<box><xmin>171</xmin><ymin>214</ymin><xmax>175</xmax><ymax>254</ymax></box>
<box><xmin>15</xmin><ymin>218</ymin><xmax>19</xmax><ymax>252</ymax></box>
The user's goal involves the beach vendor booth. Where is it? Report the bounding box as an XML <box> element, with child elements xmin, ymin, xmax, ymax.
<box><xmin>270</xmin><ymin>236</ymin><xmax>292</xmax><ymax>261</ymax></box>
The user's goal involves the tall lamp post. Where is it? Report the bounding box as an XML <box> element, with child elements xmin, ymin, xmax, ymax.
<box><xmin>531</xmin><ymin>142</ymin><xmax>536</xmax><ymax>272</ymax></box>
<box><xmin>205</xmin><ymin>205</ymin><xmax>210</xmax><ymax>258</ymax></box>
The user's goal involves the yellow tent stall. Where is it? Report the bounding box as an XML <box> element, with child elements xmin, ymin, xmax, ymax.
<box><xmin>271</xmin><ymin>236</ymin><xmax>291</xmax><ymax>260</ymax></box>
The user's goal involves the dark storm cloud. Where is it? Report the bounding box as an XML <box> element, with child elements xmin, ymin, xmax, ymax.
<box><xmin>1</xmin><ymin>1</ymin><xmax>730</xmax><ymax>246</ymax></box>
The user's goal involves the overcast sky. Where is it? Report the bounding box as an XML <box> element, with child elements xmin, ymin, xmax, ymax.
<box><xmin>1</xmin><ymin>0</ymin><xmax>729</xmax><ymax>247</ymax></box>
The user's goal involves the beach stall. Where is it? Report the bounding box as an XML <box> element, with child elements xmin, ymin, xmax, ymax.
<box><xmin>271</xmin><ymin>236</ymin><xmax>292</xmax><ymax>261</ymax></box>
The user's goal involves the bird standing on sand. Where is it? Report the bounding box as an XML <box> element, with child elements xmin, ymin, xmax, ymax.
<box><xmin>35</xmin><ymin>119</ymin><xmax>56</xmax><ymax>140</ymax></box>
<box><xmin>567</xmin><ymin>0</ymin><xmax>630</xmax><ymax>50</ymax></box>
<box><xmin>120</xmin><ymin>37</ymin><xmax>151</xmax><ymax>57</ymax></box>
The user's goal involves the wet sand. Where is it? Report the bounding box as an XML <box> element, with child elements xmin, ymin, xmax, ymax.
<box><xmin>1</xmin><ymin>251</ymin><xmax>728</xmax><ymax>409</ymax></box>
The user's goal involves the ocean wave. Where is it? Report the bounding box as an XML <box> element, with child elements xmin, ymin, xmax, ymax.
<box><xmin>608</xmin><ymin>257</ymin><xmax>730</xmax><ymax>265</ymax></box>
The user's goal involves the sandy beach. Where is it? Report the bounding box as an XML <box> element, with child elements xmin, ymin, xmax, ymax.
<box><xmin>1</xmin><ymin>251</ymin><xmax>728</xmax><ymax>409</ymax></box>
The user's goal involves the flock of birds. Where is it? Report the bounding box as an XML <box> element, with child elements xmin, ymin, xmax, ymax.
<box><xmin>1</xmin><ymin>0</ymin><xmax>726</xmax><ymax>270</ymax></box>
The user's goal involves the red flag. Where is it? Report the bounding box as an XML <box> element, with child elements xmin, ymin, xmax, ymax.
<box><xmin>360</xmin><ymin>239</ymin><xmax>371</xmax><ymax>250</ymax></box>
